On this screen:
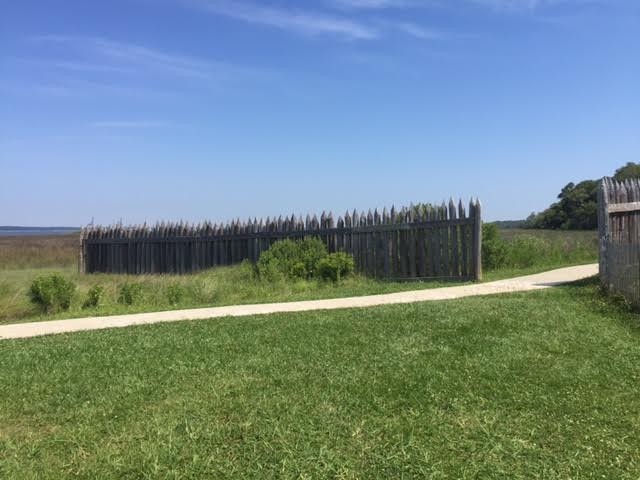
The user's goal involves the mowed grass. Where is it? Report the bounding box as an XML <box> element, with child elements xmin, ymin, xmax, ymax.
<box><xmin>1</xmin><ymin>279</ymin><xmax>639</xmax><ymax>478</ymax></box>
<box><xmin>0</xmin><ymin>230</ymin><xmax>598</xmax><ymax>324</ymax></box>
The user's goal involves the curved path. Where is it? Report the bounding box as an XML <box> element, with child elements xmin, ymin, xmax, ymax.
<box><xmin>0</xmin><ymin>264</ymin><xmax>598</xmax><ymax>340</ymax></box>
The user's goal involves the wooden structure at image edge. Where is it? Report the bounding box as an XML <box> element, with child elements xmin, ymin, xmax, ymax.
<box><xmin>598</xmin><ymin>177</ymin><xmax>640</xmax><ymax>305</ymax></box>
<box><xmin>80</xmin><ymin>199</ymin><xmax>483</xmax><ymax>281</ymax></box>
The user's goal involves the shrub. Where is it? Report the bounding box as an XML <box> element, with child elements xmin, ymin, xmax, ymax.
<box><xmin>317</xmin><ymin>252</ymin><xmax>355</xmax><ymax>282</ymax></box>
<box><xmin>482</xmin><ymin>224</ymin><xmax>508</xmax><ymax>270</ymax></box>
<box><xmin>257</xmin><ymin>238</ymin><xmax>328</xmax><ymax>280</ymax></box>
<box><xmin>166</xmin><ymin>283</ymin><xmax>185</xmax><ymax>305</ymax></box>
<box><xmin>83</xmin><ymin>285</ymin><xmax>104</xmax><ymax>309</ymax></box>
<box><xmin>118</xmin><ymin>283</ymin><xmax>144</xmax><ymax>305</ymax></box>
<box><xmin>29</xmin><ymin>274</ymin><xmax>76</xmax><ymax>314</ymax></box>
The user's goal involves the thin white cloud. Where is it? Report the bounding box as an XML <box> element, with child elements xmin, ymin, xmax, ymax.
<box><xmin>331</xmin><ymin>0</ymin><xmax>608</xmax><ymax>10</ymax></box>
<box><xmin>89</xmin><ymin>121</ymin><xmax>170</xmax><ymax>128</ymax></box>
<box><xmin>332</xmin><ymin>0</ymin><xmax>411</xmax><ymax>7</ymax></box>
<box><xmin>184</xmin><ymin>0</ymin><xmax>378</xmax><ymax>39</ymax></box>
<box><xmin>12</xmin><ymin>35</ymin><xmax>285</xmax><ymax>102</ymax></box>
<box><xmin>15</xmin><ymin>58</ymin><xmax>137</xmax><ymax>74</ymax></box>
<box><xmin>378</xmin><ymin>20</ymin><xmax>446</xmax><ymax>39</ymax></box>
<box><xmin>465</xmin><ymin>0</ymin><xmax>612</xmax><ymax>10</ymax></box>
<box><xmin>30</xmin><ymin>35</ymin><xmax>222</xmax><ymax>78</ymax></box>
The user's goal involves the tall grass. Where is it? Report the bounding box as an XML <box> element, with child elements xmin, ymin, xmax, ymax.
<box><xmin>483</xmin><ymin>226</ymin><xmax>597</xmax><ymax>271</ymax></box>
<box><xmin>0</xmin><ymin>234</ymin><xmax>78</xmax><ymax>270</ymax></box>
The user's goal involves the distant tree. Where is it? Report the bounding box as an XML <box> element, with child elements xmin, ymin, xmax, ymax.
<box><xmin>529</xmin><ymin>180</ymin><xmax>598</xmax><ymax>230</ymax></box>
<box><xmin>528</xmin><ymin>163</ymin><xmax>639</xmax><ymax>230</ymax></box>
<box><xmin>613</xmin><ymin>162</ymin><xmax>640</xmax><ymax>182</ymax></box>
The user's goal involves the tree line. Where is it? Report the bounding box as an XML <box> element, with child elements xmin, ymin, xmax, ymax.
<box><xmin>525</xmin><ymin>162</ymin><xmax>640</xmax><ymax>230</ymax></box>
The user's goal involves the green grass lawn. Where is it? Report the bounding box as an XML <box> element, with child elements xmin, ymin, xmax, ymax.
<box><xmin>1</xmin><ymin>279</ymin><xmax>639</xmax><ymax>478</ymax></box>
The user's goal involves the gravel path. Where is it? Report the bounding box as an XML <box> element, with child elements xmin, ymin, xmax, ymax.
<box><xmin>0</xmin><ymin>264</ymin><xmax>598</xmax><ymax>340</ymax></box>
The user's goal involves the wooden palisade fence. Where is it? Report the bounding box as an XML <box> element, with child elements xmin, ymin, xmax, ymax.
<box><xmin>598</xmin><ymin>177</ymin><xmax>640</xmax><ymax>305</ymax></box>
<box><xmin>80</xmin><ymin>199</ymin><xmax>482</xmax><ymax>281</ymax></box>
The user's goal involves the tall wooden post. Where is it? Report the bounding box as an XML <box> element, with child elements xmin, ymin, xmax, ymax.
<box><xmin>473</xmin><ymin>199</ymin><xmax>483</xmax><ymax>281</ymax></box>
<box><xmin>597</xmin><ymin>178</ymin><xmax>609</xmax><ymax>290</ymax></box>
<box><xmin>78</xmin><ymin>228</ymin><xmax>85</xmax><ymax>274</ymax></box>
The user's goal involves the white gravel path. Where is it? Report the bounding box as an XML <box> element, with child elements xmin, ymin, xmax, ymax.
<box><xmin>0</xmin><ymin>264</ymin><xmax>598</xmax><ymax>340</ymax></box>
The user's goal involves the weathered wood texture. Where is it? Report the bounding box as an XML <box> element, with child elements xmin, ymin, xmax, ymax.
<box><xmin>80</xmin><ymin>200</ymin><xmax>483</xmax><ymax>280</ymax></box>
<box><xmin>598</xmin><ymin>177</ymin><xmax>640</xmax><ymax>305</ymax></box>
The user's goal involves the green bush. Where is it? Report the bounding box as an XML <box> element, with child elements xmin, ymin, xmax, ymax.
<box><xmin>317</xmin><ymin>252</ymin><xmax>355</xmax><ymax>282</ymax></box>
<box><xmin>83</xmin><ymin>285</ymin><xmax>104</xmax><ymax>309</ymax></box>
<box><xmin>482</xmin><ymin>224</ymin><xmax>508</xmax><ymax>270</ymax></box>
<box><xmin>118</xmin><ymin>283</ymin><xmax>144</xmax><ymax>306</ymax></box>
<box><xmin>257</xmin><ymin>238</ymin><xmax>328</xmax><ymax>280</ymax></box>
<box><xmin>29</xmin><ymin>274</ymin><xmax>76</xmax><ymax>314</ymax></box>
<box><xmin>166</xmin><ymin>283</ymin><xmax>185</xmax><ymax>305</ymax></box>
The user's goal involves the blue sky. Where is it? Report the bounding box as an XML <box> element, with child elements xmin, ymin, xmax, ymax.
<box><xmin>1</xmin><ymin>0</ymin><xmax>639</xmax><ymax>226</ymax></box>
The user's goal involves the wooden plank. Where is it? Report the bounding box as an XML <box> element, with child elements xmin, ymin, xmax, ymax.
<box><xmin>416</xmin><ymin>225</ymin><xmax>426</xmax><ymax>278</ymax></box>
<box><xmin>441</xmin><ymin>203</ymin><xmax>450</xmax><ymax>278</ymax></box>
<box><xmin>449</xmin><ymin>200</ymin><xmax>459</xmax><ymax>277</ymax></box>
<box><xmin>607</xmin><ymin>202</ymin><xmax>640</xmax><ymax>214</ymax></box>
<box><xmin>366</xmin><ymin>211</ymin><xmax>374</xmax><ymax>277</ymax></box>
<box><xmin>597</xmin><ymin>179</ymin><xmax>608</xmax><ymax>288</ymax></box>
<box><xmin>433</xmin><ymin>210</ymin><xmax>442</xmax><ymax>279</ymax></box>
<box><xmin>398</xmin><ymin>210</ymin><xmax>408</xmax><ymax>278</ymax></box>
<box><xmin>459</xmin><ymin>200</ymin><xmax>468</xmax><ymax>279</ymax></box>
<box><xmin>472</xmin><ymin>199</ymin><xmax>483</xmax><ymax>281</ymax></box>
<box><xmin>408</xmin><ymin>215</ymin><xmax>416</xmax><ymax>278</ymax></box>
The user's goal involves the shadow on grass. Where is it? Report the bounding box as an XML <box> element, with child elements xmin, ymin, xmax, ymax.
<box><xmin>561</xmin><ymin>274</ymin><xmax>640</xmax><ymax>333</ymax></box>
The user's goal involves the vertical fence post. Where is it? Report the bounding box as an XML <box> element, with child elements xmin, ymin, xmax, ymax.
<box><xmin>78</xmin><ymin>228</ymin><xmax>85</xmax><ymax>273</ymax></box>
<box><xmin>597</xmin><ymin>178</ymin><xmax>608</xmax><ymax>290</ymax></box>
<box><xmin>473</xmin><ymin>199</ymin><xmax>483</xmax><ymax>281</ymax></box>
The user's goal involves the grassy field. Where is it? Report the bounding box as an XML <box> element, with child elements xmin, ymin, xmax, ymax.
<box><xmin>0</xmin><ymin>234</ymin><xmax>78</xmax><ymax>270</ymax></box>
<box><xmin>1</xmin><ymin>279</ymin><xmax>638</xmax><ymax>478</ymax></box>
<box><xmin>0</xmin><ymin>230</ymin><xmax>598</xmax><ymax>324</ymax></box>
<box><xmin>498</xmin><ymin>228</ymin><xmax>598</xmax><ymax>245</ymax></box>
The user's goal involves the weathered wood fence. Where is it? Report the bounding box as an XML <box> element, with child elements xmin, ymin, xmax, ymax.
<box><xmin>80</xmin><ymin>199</ymin><xmax>482</xmax><ymax>280</ymax></box>
<box><xmin>598</xmin><ymin>177</ymin><xmax>640</xmax><ymax>305</ymax></box>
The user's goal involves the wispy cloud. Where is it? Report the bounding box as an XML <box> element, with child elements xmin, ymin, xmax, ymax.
<box><xmin>331</xmin><ymin>0</ymin><xmax>608</xmax><ymax>10</ymax></box>
<box><xmin>183</xmin><ymin>0</ymin><xmax>378</xmax><ymax>39</ymax></box>
<box><xmin>331</xmin><ymin>0</ymin><xmax>412</xmax><ymax>7</ymax></box>
<box><xmin>17</xmin><ymin>35</ymin><xmax>276</xmax><ymax>99</ymax></box>
<box><xmin>30</xmin><ymin>35</ymin><xmax>233</xmax><ymax>79</ymax></box>
<box><xmin>89</xmin><ymin>121</ymin><xmax>170</xmax><ymax>128</ymax></box>
<box><xmin>15</xmin><ymin>58</ymin><xmax>137</xmax><ymax>74</ymax></box>
<box><xmin>376</xmin><ymin>20</ymin><xmax>446</xmax><ymax>39</ymax></box>
<box><xmin>465</xmin><ymin>0</ymin><xmax>612</xmax><ymax>11</ymax></box>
